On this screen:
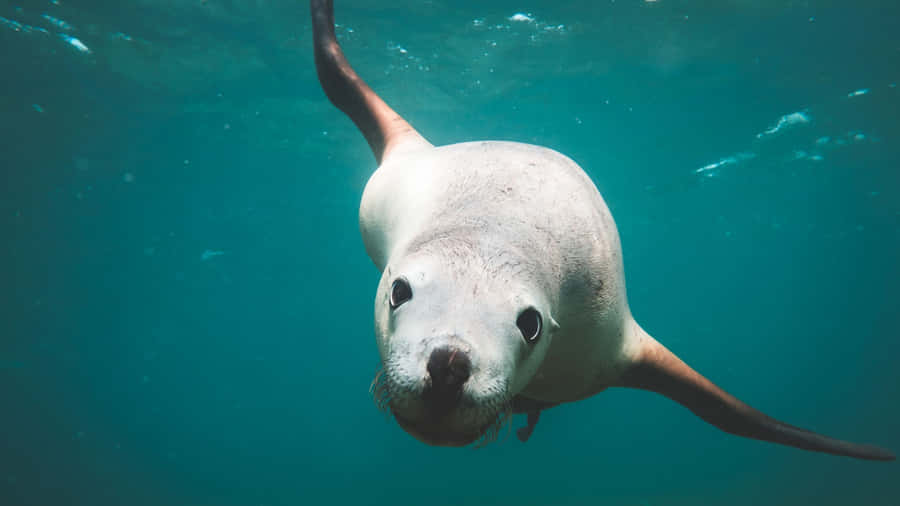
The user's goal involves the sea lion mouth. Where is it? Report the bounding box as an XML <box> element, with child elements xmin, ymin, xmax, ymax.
<box><xmin>371</xmin><ymin>366</ymin><xmax>512</xmax><ymax>447</ymax></box>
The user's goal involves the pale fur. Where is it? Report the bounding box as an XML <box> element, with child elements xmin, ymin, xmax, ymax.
<box><xmin>313</xmin><ymin>0</ymin><xmax>895</xmax><ymax>458</ymax></box>
<box><xmin>361</xmin><ymin>140</ymin><xmax>642</xmax><ymax>442</ymax></box>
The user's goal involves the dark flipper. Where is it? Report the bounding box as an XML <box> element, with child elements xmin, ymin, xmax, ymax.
<box><xmin>510</xmin><ymin>395</ymin><xmax>557</xmax><ymax>443</ymax></box>
<box><xmin>619</xmin><ymin>327</ymin><xmax>895</xmax><ymax>461</ymax></box>
<box><xmin>310</xmin><ymin>0</ymin><xmax>430</xmax><ymax>163</ymax></box>
<box><xmin>517</xmin><ymin>411</ymin><xmax>541</xmax><ymax>442</ymax></box>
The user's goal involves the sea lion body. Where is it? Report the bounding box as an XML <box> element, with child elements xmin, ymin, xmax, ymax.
<box><xmin>361</xmin><ymin>141</ymin><xmax>632</xmax><ymax>404</ymax></box>
<box><xmin>310</xmin><ymin>0</ymin><xmax>895</xmax><ymax>459</ymax></box>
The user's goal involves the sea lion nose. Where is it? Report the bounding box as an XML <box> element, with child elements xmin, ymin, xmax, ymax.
<box><xmin>423</xmin><ymin>347</ymin><xmax>471</xmax><ymax>415</ymax></box>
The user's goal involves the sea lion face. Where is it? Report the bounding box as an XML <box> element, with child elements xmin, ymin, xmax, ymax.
<box><xmin>371</xmin><ymin>244</ymin><xmax>556</xmax><ymax>446</ymax></box>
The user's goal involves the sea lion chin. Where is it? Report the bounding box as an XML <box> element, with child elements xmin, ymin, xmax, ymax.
<box><xmin>392</xmin><ymin>413</ymin><xmax>481</xmax><ymax>448</ymax></box>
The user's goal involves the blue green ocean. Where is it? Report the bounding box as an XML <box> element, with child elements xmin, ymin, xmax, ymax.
<box><xmin>2</xmin><ymin>1</ymin><xmax>898</xmax><ymax>504</ymax></box>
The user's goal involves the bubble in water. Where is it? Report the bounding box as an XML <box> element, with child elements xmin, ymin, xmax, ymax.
<box><xmin>508</xmin><ymin>13</ymin><xmax>534</xmax><ymax>23</ymax></box>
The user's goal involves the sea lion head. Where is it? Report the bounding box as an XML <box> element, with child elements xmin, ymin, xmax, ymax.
<box><xmin>370</xmin><ymin>234</ymin><xmax>558</xmax><ymax>446</ymax></box>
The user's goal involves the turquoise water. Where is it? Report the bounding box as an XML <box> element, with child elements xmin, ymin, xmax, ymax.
<box><xmin>2</xmin><ymin>1</ymin><xmax>899</xmax><ymax>504</ymax></box>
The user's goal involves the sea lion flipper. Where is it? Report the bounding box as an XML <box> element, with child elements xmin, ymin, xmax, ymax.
<box><xmin>310</xmin><ymin>0</ymin><xmax>431</xmax><ymax>164</ymax></box>
<box><xmin>511</xmin><ymin>395</ymin><xmax>557</xmax><ymax>443</ymax></box>
<box><xmin>516</xmin><ymin>411</ymin><xmax>541</xmax><ymax>442</ymax></box>
<box><xmin>619</xmin><ymin>327</ymin><xmax>895</xmax><ymax>461</ymax></box>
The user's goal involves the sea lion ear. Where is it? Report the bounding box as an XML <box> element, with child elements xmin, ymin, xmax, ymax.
<box><xmin>617</xmin><ymin>324</ymin><xmax>895</xmax><ymax>461</ymax></box>
<box><xmin>310</xmin><ymin>0</ymin><xmax>432</xmax><ymax>164</ymax></box>
<box><xmin>547</xmin><ymin>315</ymin><xmax>560</xmax><ymax>332</ymax></box>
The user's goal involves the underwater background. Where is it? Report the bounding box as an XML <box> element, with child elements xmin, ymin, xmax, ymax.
<box><xmin>2</xmin><ymin>0</ymin><xmax>898</xmax><ymax>505</ymax></box>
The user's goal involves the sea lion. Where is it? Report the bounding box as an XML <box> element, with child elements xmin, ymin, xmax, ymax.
<box><xmin>310</xmin><ymin>0</ymin><xmax>894</xmax><ymax>460</ymax></box>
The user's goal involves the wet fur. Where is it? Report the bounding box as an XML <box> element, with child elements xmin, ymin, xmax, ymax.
<box><xmin>370</xmin><ymin>365</ymin><xmax>513</xmax><ymax>447</ymax></box>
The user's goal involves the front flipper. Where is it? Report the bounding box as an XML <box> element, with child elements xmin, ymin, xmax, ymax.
<box><xmin>618</xmin><ymin>325</ymin><xmax>895</xmax><ymax>461</ymax></box>
<box><xmin>310</xmin><ymin>0</ymin><xmax>431</xmax><ymax>164</ymax></box>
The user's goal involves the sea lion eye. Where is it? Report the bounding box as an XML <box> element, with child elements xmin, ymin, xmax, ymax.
<box><xmin>390</xmin><ymin>278</ymin><xmax>412</xmax><ymax>309</ymax></box>
<box><xmin>517</xmin><ymin>308</ymin><xmax>542</xmax><ymax>343</ymax></box>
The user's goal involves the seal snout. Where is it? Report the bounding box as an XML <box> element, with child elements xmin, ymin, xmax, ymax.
<box><xmin>423</xmin><ymin>346</ymin><xmax>471</xmax><ymax>417</ymax></box>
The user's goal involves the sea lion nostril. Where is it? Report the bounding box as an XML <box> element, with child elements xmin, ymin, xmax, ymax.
<box><xmin>423</xmin><ymin>347</ymin><xmax>471</xmax><ymax>414</ymax></box>
<box><xmin>428</xmin><ymin>347</ymin><xmax>471</xmax><ymax>387</ymax></box>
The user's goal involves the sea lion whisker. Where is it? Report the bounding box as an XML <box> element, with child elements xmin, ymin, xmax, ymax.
<box><xmin>370</xmin><ymin>365</ymin><xmax>393</xmax><ymax>415</ymax></box>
